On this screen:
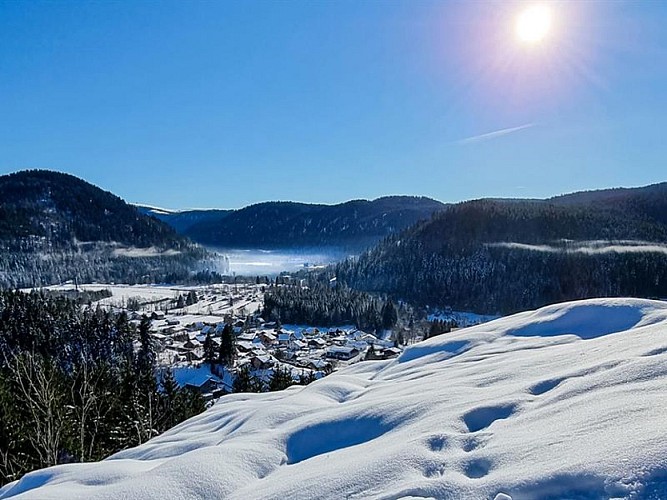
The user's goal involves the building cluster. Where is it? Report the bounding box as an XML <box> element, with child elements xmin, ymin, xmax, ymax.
<box><xmin>131</xmin><ymin>288</ymin><xmax>402</xmax><ymax>397</ymax></box>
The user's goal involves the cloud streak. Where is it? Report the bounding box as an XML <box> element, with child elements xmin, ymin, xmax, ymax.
<box><xmin>487</xmin><ymin>241</ymin><xmax>667</xmax><ymax>256</ymax></box>
<box><xmin>457</xmin><ymin>123</ymin><xmax>535</xmax><ymax>145</ymax></box>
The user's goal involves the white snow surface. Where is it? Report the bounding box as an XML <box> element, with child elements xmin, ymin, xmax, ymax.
<box><xmin>4</xmin><ymin>297</ymin><xmax>667</xmax><ymax>500</ymax></box>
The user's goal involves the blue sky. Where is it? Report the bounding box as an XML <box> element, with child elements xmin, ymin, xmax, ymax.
<box><xmin>1</xmin><ymin>0</ymin><xmax>666</xmax><ymax>209</ymax></box>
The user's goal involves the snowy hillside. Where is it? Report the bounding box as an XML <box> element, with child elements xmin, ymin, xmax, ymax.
<box><xmin>3</xmin><ymin>298</ymin><xmax>667</xmax><ymax>499</ymax></box>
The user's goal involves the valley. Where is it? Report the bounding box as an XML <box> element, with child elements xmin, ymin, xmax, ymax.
<box><xmin>1</xmin><ymin>170</ymin><xmax>667</xmax><ymax>499</ymax></box>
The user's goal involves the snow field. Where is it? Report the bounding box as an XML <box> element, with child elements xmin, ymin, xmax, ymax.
<box><xmin>3</xmin><ymin>298</ymin><xmax>667</xmax><ymax>499</ymax></box>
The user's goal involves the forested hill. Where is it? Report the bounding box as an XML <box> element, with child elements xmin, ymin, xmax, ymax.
<box><xmin>135</xmin><ymin>206</ymin><xmax>233</xmax><ymax>234</ymax></box>
<box><xmin>0</xmin><ymin>170</ymin><xmax>192</xmax><ymax>251</ymax></box>
<box><xmin>0</xmin><ymin>170</ymin><xmax>211</xmax><ymax>288</ymax></box>
<box><xmin>151</xmin><ymin>196</ymin><xmax>446</xmax><ymax>250</ymax></box>
<box><xmin>336</xmin><ymin>192</ymin><xmax>667</xmax><ymax>315</ymax></box>
<box><xmin>549</xmin><ymin>181</ymin><xmax>667</xmax><ymax>226</ymax></box>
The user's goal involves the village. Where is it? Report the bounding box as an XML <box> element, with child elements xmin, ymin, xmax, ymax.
<box><xmin>41</xmin><ymin>282</ymin><xmax>403</xmax><ymax>400</ymax></box>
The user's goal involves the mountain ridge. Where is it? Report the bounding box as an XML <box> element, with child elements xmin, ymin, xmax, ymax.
<box><xmin>336</xmin><ymin>185</ymin><xmax>667</xmax><ymax>314</ymax></box>
<box><xmin>139</xmin><ymin>196</ymin><xmax>447</xmax><ymax>250</ymax></box>
<box><xmin>0</xmin><ymin>170</ymin><xmax>211</xmax><ymax>288</ymax></box>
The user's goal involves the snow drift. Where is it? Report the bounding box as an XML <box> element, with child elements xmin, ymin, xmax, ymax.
<box><xmin>3</xmin><ymin>298</ymin><xmax>667</xmax><ymax>499</ymax></box>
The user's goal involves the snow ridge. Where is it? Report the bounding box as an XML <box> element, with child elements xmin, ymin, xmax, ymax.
<box><xmin>3</xmin><ymin>298</ymin><xmax>667</xmax><ymax>499</ymax></box>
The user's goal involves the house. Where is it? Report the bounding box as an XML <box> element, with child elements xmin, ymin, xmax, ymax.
<box><xmin>360</xmin><ymin>333</ymin><xmax>379</xmax><ymax>344</ymax></box>
<box><xmin>293</xmin><ymin>331</ymin><xmax>305</xmax><ymax>341</ymax></box>
<box><xmin>171</xmin><ymin>328</ymin><xmax>189</xmax><ymax>342</ymax></box>
<box><xmin>382</xmin><ymin>347</ymin><xmax>401</xmax><ymax>359</ymax></box>
<box><xmin>237</xmin><ymin>332</ymin><xmax>257</xmax><ymax>342</ymax></box>
<box><xmin>237</xmin><ymin>341</ymin><xmax>255</xmax><ymax>353</ymax></box>
<box><xmin>278</xmin><ymin>333</ymin><xmax>290</xmax><ymax>345</ymax></box>
<box><xmin>290</xmin><ymin>340</ymin><xmax>307</xmax><ymax>351</ymax></box>
<box><xmin>308</xmin><ymin>338</ymin><xmax>327</xmax><ymax>349</ymax></box>
<box><xmin>172</xmin><ymin>368</ymin><xmax>221</xmax><ymax>395</ymax></box>
<box><xmin>151</xmin><ymin>311</ymin><xmax>165</xmax><ymax>320</ymax></box>
<box><xmin>306</xmin><ymin>359</ymin><xmax>330</xmax><ymax>371</ymax></box>
<box><xmin>325</xmin><ymin>346</ymin><xmax>360</xmax><ymax>361</ymax></box>
<box><xmin>183</xmin><ymin>338</ymin><xmax>200</xmax><ymax>349</ymax></box>
<box><xmin>184</xmin><ymin>377</ymin><xmax>218</xmax><ymax>394</ymax></box>
<box><xmin>251</xmin><ymin>355</ymin><xmax>274</xmax><ymax>370</ymax></box>
<box><xmin>260</xmin><ymin>331</ymin><xmax>277</xmax><ymax>345</ymax></box>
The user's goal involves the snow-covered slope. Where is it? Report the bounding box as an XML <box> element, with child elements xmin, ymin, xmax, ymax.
<box><xmin>4</xmin><ymin>298</ymin><xmax>667</xmax><ymax>500</ymax></box>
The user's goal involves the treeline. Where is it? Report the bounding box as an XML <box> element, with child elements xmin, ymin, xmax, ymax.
<box><xmin>0</xmin><ymin>170</ymin><xmax>226</xmax><ymax>289</ymax></box>
<box><xmin>0</xmin><ymin>291</ymin><xmax>205</xmax><ymax>486</ymax></box>
<box><xmin>232</xmin><ymin>365</ymin><xmax>317</xmax><ymax>393</ymax></box>
<box><xmin>262</xmin><ymin>283</ymin><xmax>398</xmax><ymax>331</ymax></box>
<box><xmin>0</xmin><ymin>247</ymin><xmax>226</xmax><ymax>289</ymax></box>
<box><xmin>336</xmin><ymin>200</ymin><xmax>667</xmax><ymax>314</ymax></box>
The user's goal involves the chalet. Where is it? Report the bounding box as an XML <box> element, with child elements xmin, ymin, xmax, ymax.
<box><xmin>237</xmin><ymin>332</ymin><xmax>257</xmax><ymax>342</ymax></box>
<box><xmin>325</xmin><ymin>346</ymin><xmax>360</xmax><ymax>361</ymax></box>
<box><xmin>308</xmin><ymin>338</ymin><xmax>327</xmax><ymax>349</ymax></box>
<box><xmin>260</xmin><ymin>331</ymin><xmax>277</xmax><ymax>344</ymax></box>
<box><xmin>280</xmin><ymin>350</ymin><xmax>297</xmax><ymax>361</ymax></box>
<box><xmin>359</xmin><ymin>333</ymin><xmax>379</xmax><ymax>344</ymax></box>
<box><xmin>183</xmin><ymin>338</ymin><xmax>200</xmax><ymax>349</ymax></box>
<box><xmin>236</xmin><ymin>341</ymin><xmax>255</xmax><ymax>353</ymax></box>
<box><xmin>171</xmin><ymin>329</ymin><xmax>189</xmax><ymax>342</ymax></box>
<box><xmin>172</xmin><ymin>369</ymin><xmax>222</xmax><ymax>395</ymax></box>
<box><xmin>151</xmin><ymin>311</ymin><xmax>165</xmax><ymax>320</ymax></box>
<box><xmin>306</xmin><ymin>359</ymin><xmax>330</xmax><ymax>371</ymax></box>
<box><xmin>185</xmin><ymin>377</ymin><xmax>218</xmax><ymax>394</ymax></box>
<box><xmin>290</xmin><ymin>340</ymin><xmax>307</xmax><ymax>351</ymax></box>
<box><xmin>151</xmin><ymin>332</ymin><xmax>167</xmax><ymax>342</ymax></box>
<box><xmin>383</xmin><ymin>347</ymin><xmax>401</xmax><ymax>359</ymax></box>
<box><xmin>251</xmin><ymin>355</ymin><xmax>274</xmax><ymax>370</ymax></box>
<box><xmin>278</xmin><ymin>333</ymin><xmax>290</xmax><ymax>345</ymax></box>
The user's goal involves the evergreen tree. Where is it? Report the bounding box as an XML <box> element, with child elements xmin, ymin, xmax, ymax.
<box><xmin>176</xmin><ymin>295</ymin><xmax>185</xmax><ymax>309</ymax></box>
<box><xmin>218</xmin><ymin>324</ymin><xmax>236</xmax><ymax>366</ymax></box>
<box><xmin>203</xmin><ymin>333</ymin><xmax>216</xmax><ymax>366</ymax></box>
<box><xmin>136</xmin><ymin>315</ymin><xmax>154</xmax><ymax>376</ymax></box>
<box><xmin>381</xmin><ymin>300</ymin><xmax>398</xmax><ymax>330</ymax></box>
<box><xmin>232</xmin><ymin>365</ymin><xmax>262</xmax><ymax>393</ymax></box>
<box><xmin>268</xmin><ymin>366</ymin><xmax>294</xmax><ymax>391</ymax></box>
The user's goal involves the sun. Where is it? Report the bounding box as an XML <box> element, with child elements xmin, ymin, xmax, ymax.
<box><xmin>516</xmin><ymin>5</ymin><xmax>552</xmax><ymax>43</ymax></box>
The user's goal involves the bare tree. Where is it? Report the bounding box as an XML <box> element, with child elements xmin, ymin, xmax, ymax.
<box><xmin>69</xmin><ymin>354</ymin><xmax>113</xmax><ymax>462</ymax></box>
<box><xmin>6</xmin><ymin>352</ymin><xmax>67</xmax><ymax>468</ymax></box>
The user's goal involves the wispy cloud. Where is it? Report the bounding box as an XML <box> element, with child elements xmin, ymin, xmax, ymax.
<box><xmin>487</xmin><ymin>241</ymin><xmax>667</xmax><ymax>256</ymax></box>
<box><xmin>457</xmin><ymin>123</ymin><xmax>535</xmax><ymax>145</ymax></box>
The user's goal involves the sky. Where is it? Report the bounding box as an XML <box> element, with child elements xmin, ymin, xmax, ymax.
<box><xmin>1</xmin><ymin>0</ymin><xmax>666</xmax><ymax>209</ymax></box>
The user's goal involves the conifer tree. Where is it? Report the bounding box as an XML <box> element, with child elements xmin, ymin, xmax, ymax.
<box><xmin>203</xmin><ymin>332</ymin><xmax>216</xmax><ymax>366</ymax></box>
<box><xmin>218</xmin><ymin>323</ymin><xmax>236</xmax><ymax>366</ymax></box>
